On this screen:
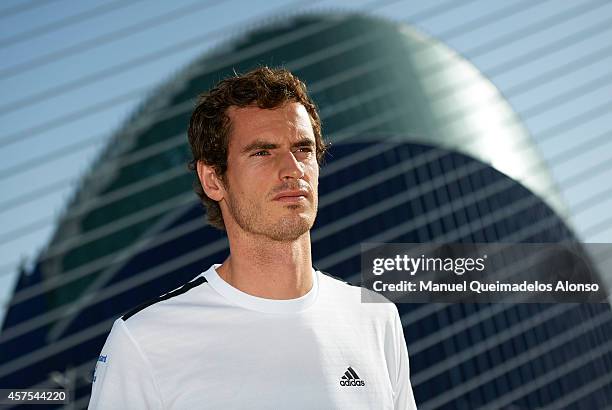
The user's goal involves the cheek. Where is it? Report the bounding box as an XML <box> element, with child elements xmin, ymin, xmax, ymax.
<box><xmin>308</xmin><ymin>165</ymin><xmax>319</xmax><ymax>192</ymax></box>
<box><xmin>229</xmin><ymin>163</ymin><xmax>265</xmax><ymax>189</ymax></box>
<box><xmin>306</xmin><ymin>159</ymin><xmax>319</xmax><ymax>177</ymax></box>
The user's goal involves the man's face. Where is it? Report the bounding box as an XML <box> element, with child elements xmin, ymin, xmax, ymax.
<box><xmin>219</xmin><ymin>102</ymin><xmax>319</xmax><ymax>242</ymax></box>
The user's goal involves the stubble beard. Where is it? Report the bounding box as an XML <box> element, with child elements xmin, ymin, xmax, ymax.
<box><xmin>225</xmin><ymin>190</ymin><xmax>317</xmax><ymax>242</ymax></box>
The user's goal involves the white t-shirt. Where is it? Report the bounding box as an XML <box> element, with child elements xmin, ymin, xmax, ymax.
<box><xmin>88</xmin><ymin>264</ymin><xmax>417</xmax><ymax>409</ymax></box>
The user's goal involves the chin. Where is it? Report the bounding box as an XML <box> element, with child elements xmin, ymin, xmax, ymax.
<box><xmin>269</xmin><ymin>217</ymin><xmax>313</xmax><ymax>242</ymax></box>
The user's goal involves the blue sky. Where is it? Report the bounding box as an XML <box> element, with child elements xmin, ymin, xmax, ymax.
<box><xmin>1</xmin><ymin>0</ymin><xmax>611</xmax><ymax>324</ymax></box>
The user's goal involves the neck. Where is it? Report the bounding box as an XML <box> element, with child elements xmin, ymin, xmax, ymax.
<box><xmin>216</xmin><ymin>231</ymin><xmax>313</xmax><ymax>300</ymax></box>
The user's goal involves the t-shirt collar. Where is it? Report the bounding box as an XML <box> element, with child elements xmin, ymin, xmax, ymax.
<box><xmin>203</xmin><ymin>263</ymin><xmax>319</xmax><ymax>313</ymax></box>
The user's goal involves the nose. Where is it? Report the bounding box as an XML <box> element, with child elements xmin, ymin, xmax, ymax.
<box><xmin>279</xmin><ymin>151</ymin><xmax>305</xmax><ymax>180</ymax></box>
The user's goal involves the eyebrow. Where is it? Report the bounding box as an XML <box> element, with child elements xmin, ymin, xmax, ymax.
<box><xmin>240</xmin><ymin>137</ymin><xmax>315</xmax><ymax>154</ymax></box>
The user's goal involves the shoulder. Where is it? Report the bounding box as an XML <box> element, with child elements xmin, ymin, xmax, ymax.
<box><xmin>318</xmin><ymin>270</ymin><xmax>395</xmax><ymax>304</ymax></box>
<box><xmin>112</xmin><ymin>272</ymin><xmax>222</xmax><ymax>357</ymax></box>
<box><xmin>121</xmin><ymin>273</ymin><xmax>211</xmax><ymax>325</ymax></box>
<box><xmin>317</xmin><ymin>270</ymin><xmax>398</xmax><ymax>318</ymax></box>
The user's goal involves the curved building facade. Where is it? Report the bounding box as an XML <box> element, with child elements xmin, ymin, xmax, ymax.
<box><xmin>1</xmin><ymin>14</ymin><xmax>611</xmax><ymax>409</ymax></box>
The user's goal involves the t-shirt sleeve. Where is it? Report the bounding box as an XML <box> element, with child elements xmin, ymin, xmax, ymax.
<box><xmin>88</xmin><ymin>319</ymin><xmax>163</xmax><ymax>410</ymax></box>
<box><xmin>391</xmin><ymin>307</ymin><xmax>418</xmax><ymax>410</ymax></box>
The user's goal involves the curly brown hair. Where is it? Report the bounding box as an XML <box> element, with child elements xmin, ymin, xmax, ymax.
<box><xmin>187</xmin><ymin>66</ymin><xmax>328</xmax><ymax>230</ymax></box>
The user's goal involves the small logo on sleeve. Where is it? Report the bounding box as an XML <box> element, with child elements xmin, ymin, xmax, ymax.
<box><xmin>339</xmin><ymin>366</ymin><xmax>365</xmax><ymax>386</ymax></box>
<box><xmin>92</xmin><ymin>355</ymin><xmax>108</xmax><ymax>383</ymax></box>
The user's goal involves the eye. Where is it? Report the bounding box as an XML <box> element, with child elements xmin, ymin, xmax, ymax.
<box><xmin>252</xmin><ymin>150</ymin><xmax>270</xmax><ymax>157</ymax></box>
<box><xmin>295</xmin><ymin>147</ymin><xmax>313</xmax><ymax>154</ymax></box>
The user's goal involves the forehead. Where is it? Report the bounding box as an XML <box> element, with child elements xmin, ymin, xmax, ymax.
<box><xmin>227</xmin><ymin>102</ymin><xmax>314</xmax><ymax>144</ymax></box>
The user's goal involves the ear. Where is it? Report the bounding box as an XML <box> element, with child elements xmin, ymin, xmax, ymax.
<box><xmin>196</xmin><ymin>160</ymin><xmax>225</xmax><ymax>202</ymax></box>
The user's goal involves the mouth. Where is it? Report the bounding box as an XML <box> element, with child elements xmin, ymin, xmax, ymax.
<box><xmin>273</xmin><ymin>190</ymin><xmax>310</xmax><ymax>203</ymax></box>
<box><xmin>275</xmin><ymin>195</ymin><xmax>307</xmax><ymax>203</ymax></box>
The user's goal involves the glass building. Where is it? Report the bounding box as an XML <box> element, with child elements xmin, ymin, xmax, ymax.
<box><xmin>1</xmin><ymin>14</ymin><xmax>611</xmax><ymax>409</ymax></box>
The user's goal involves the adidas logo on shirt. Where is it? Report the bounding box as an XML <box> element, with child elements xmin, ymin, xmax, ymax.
<box><xmin>339</xmin><ymin>366</ymin><xmax>365</xmax><ymax>386</ymax></box>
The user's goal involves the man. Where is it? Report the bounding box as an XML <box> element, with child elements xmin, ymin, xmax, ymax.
<box><xmin>88</xmin><ymin>67</ymin><xmax>417</xmax><ymax>409</ymax></box>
